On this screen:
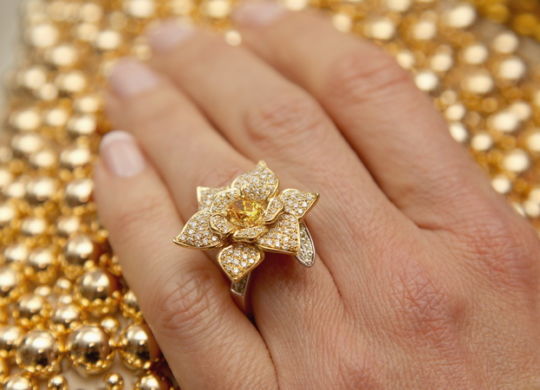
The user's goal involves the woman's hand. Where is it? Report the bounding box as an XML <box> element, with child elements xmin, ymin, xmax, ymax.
<box><xmin>94</xmin><ymin>3</ymin><xmax>540</xmax><ymax>389</ymax></box>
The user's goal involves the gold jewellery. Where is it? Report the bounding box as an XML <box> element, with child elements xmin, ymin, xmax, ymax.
<box><xmin>174</xmin><ymin>161</ymin><xmax>318</xmax><ymax>304</ymax></box>
<box><xmin>0</xmin><ymin>0</ymin><xmax>540</xmax><ymax>388</ymax></box>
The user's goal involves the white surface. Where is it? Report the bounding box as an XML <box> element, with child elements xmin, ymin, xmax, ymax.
<box><xmin>0</xmin><ymin>0</ymin><xmax>20</xmax><ymax>108</ymax></box>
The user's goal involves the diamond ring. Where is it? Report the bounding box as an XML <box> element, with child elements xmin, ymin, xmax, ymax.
<box><xmin>173</xmin><ymin>161</ymin><xmax>319</xmax><ymax>310</ymax></box>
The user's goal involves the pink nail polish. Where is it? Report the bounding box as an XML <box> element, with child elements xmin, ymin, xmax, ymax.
<box><xmin>108</xmin><ymin>59</ymin><xmax>160</xmax><ymax>98</ymax></box>
<box><xmin>233</xmin><ymin>1</ymin><xmax>285</xmax><ymax>26</ymax></box>
<box><xmin>147</xmin><ymin>20</ymin><xmax>194</xmax><ymax>53</ymax></box>
<box><xmin>100</xmin><ymin>131</ymin><xmax>146</xmax><ymax>177</ymax></box>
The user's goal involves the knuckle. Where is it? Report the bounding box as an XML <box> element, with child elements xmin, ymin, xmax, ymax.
<box><xmin>386</xmin><ymin>258</ymin><xmax>465</xmax><ymax>346</ymax></box>
<box><xmin>461</xmin><ymin>208</ymin><xmax>540</xmax><ymax>291</ymax></box>
<box><xmin>324</xmin><ymin>49</ymin><xmax>413</xmax><ymax>106</ymax></box>
<box><xmin>149</xmin><ymin>265</ymin><xmax>217</xmax><ymax>337</ymax></box>
<box><xmin>244</xmin><ymin>92</ymin><xmax>329</xmax><ymax>153</ymax></box>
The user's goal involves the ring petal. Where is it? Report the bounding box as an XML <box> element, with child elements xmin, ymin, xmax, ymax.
<box><xmin>256</xmin><ymin>213</ymin><xmax>300</xmax><ymax>254</ymax></box>
<box><xmin>210</xmin><ymin>214</ymin><xmax>236</xmax><ymax>235</ymax></box>
<box><xmin>218</xmin><ymin>243</ymin><xmax>264</xmax><ymax>282</ymax></box>
<box><xmin>233</xmin><ymin>225</ymin><xmax>268</xmax><ymax>242</ymax></box>
<box><xmin>233</xmin><ymin>161</ymin><xmax>278</xmax><ymax>201</ymax></box>
<box><xmin>197</xmin><ymin>186</ymin><xmax>227</xmax><ymax>210</ymax></box>
<box><xmin>262</xmin><ymin>197</ymin><xmax>284</xmax><ymax>224</ymax></box>
<box><xmin>210</xmin><ymin>187</ymin><xmax>241</xmax><ymax>215</ymax></box>
<box><xmin>279</xmin><ymin>189</ymin><xmax>319</xmax><ymax>218</ymax></box>
<box><xmin>174</xmin><ymin>210</ymin><xmax>224</xmax><ymax>249</ymax></box>
<box><xmin>296</xmin><ymin>222</ymin><xmax>316</xmax><ymax>267</ymax></box>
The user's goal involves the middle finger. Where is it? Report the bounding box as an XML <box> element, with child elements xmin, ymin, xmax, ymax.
<box><xmin>146</xmin><ymin>22</ymin><xmax>414</xmax><ymax>294</ymax></box>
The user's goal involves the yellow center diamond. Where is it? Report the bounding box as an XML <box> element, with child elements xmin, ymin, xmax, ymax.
<box><xmin>227</xmin><ymin>199</ymin><xmax>265</xmax><ymax>228</ymax></box>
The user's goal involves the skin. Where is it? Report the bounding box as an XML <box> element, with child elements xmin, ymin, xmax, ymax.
<box><xmin>94</xmin><ymin>7</ymin><xmax>540</xmax><ymax>390</ymax></box>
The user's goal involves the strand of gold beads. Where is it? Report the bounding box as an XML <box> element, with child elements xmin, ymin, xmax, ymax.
<box><xmin>0</xmin><ymin>0</ymin><xmax>539</xmax><ymax>389</ymax></box>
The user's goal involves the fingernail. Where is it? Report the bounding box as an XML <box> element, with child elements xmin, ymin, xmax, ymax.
<box><xmin>233</xmin><ymin>1</ymin><xmax>285</xmax><ymax>26</ymax></box>
<box><xmin>147</xmin><ymin>20</ymin><xmax>194</xmax><ymax>53</ymax></box>
<box><xmin>100</xmin><ymin>131</ymin><xmax>146</xmax><ymax>177</ymax></box>
<box><xmin>108</xmin><ymin>59</ymin><xmax>160</xmax><ymax>98</ymax></box>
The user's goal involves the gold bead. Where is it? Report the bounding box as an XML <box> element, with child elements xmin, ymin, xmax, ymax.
<box><xmin>66</xmin><ymin>114</ymin><xmax>97</xmax><ymax>137</ymax></box>
<box><xmin>11</xmin><ymin>133</ymin><xmax>44</xmax><ymax>157</ymax></box>
<box><xmin>51</xmin><ymin>303</ymin><xmax>82</xmax><ymax>333</ymax></box>
<box><xmin>60</xmin><ymin>146</ymin><xmax>92</xmax><ymax>170</ymax></box>
<box><xmin>77</xmin><ymin>269</ymin><xmax>120</xmax><ymax>316</ymax></box>
<box><xmin>48</xmin><ymin>375</ymin><xmax>68</xmax><ymax>390</ymax></box>
<box><xmin>16</xmin><ymin>330</ymin><xmax>61</xmax><ymax>376</ymax></box>
<box><xmin>100</xmin><ymin>316</ymin><xmax>121</xmax><ymax>336</ymax></box>
<box><xmin>9</xmin><ymin>108</ymin><xmax>42</xmax><ymax>132</ymax></box>
<box><xmin>496</xmin><ymin>56</ymin><xmax>526</xmax><ymax>82</ymax></box>
<box><xmin>443</xmin><ymin>3</ymin><xmax>476</xmax><ymax>29</ymax></box>
<box><xmin>26</xmin><ymin>247</ymin><xmax>58</xmax><ymax>284</ymax></box>
<box><xmin>21</xmin><ymin>216</ymin><xmax>48</xmax><ymax>238</ymax></box>
<box><xmin>0</xmin><ymin>267</ymin><xmax>24</xmax><ymax>304</ymax></box>
<box><xmin>121</xmin><ymin>290</ymin><xmax>141</xmax><ymax>319</ymax></box>
<box><xmin>14</xmin><ymin>293</ymin><xmax>51</xmax><ymax>327</ymax></box>
<box><xmin>25</xmin><ymin>176</ymin><xmax>57</xmax><ymax>205</ymax></box>
<box><xmin>55</xmin><ymin>70</ymin><xmax>88</xmax><ymax>95</ymax></box>
<box><xmin>64</xmin><ymin>178</ymin><xmax>93</xmax><ymax>207</ymax></box>
<box><xmin>54</xmin><ymin>277</ymin><xmax>73</xmax><ymax>294</ymax></box>
<box><xmin>0</xmin><ymin>202</ymin><xmax>15</xmax><ymax>228</ymax></box>
<box><xmin>67</xmin><ymin>325</ymin><xmax>114</xmax><ymax>375</ymax></box>
<box><xmin>0</xmin><ymin>326</ymin><xmax>23</xmax><ymax>358</ymax></box>
<box><xmin>29</xmin><ymin>149</ymin><xmax>58</xmax><ymax>171</ymax></box>
<box><xmin>134</xmin><ymin>373</ymin><xmax>171</xmax><ymax>390</ymax></box>
<box><xmin>63</xmin><ymin>234</ymin><xmax>98</xmax><ymax>279</ymax></box>
<box><xmin>46</xmin><ymin>44</ymin><xmax>79</xmax><ymax>68</ymax></box>
<box><xmin>124</xmin><ymin>0</ymin><xmax>156</xmax><ymax>18</ymax></box>
<box><xmin>492</xmin><ymin>31</ymin><xmax>519</xmax><ymax>54</ymax></box>
<box><xmin>27</xmin><ymin>23</ymin><xmax>59</xmax><ymax>48</ymax></box>
<box><xmin>119</xmin><ymin>323</ymin><xmax>160</xmax><ymax>370</ymax></box>
<box><xmin>56</xmin><ymin>216</ymin><xmax>81</xmax><ymax>238</ymax></box>
<box><xmin>3</xmin><ymin>374</ymin><xmax>37</xmax><ymax>390</ymax></box>
<box><xmin>503</xmin><ymin>149</ymin><xmax>530</xmax><ymax>173</ymax></box>
<box><xmin>104</xmin><ymin>372</ymin><xmax>124</xmax><ymax>390</ymax></box>
<box><xmin>3</xmin><ymin>243</ymin><xmax>29</xmax><ymax>268</ymax></box>
<box><xmin>415</xmin><ymin>70</ymin><xmax>439</xmax><ymax>92</ymax></box>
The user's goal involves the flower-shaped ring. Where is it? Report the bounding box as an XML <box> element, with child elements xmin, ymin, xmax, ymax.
<box><xmin>173</xmin><ymin>161</ymin><xmax>319</xmax><ymax>307</ymax></box>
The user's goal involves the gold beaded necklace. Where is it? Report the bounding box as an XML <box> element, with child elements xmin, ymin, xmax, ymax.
<box><xmin>0</xmin><ymin>0</ymin><xmax>539</xmax><ymax>389</ymax></box>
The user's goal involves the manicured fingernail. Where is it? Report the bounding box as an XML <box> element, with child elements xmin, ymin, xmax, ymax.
<box><xmin>233</xmin><ymin>1</ymin><xmax>285</xmax><ymax>26</ymax></box>
<box><xmin>108</xmin><ymin>59</ymin><xmax>159</xmax><ymax>98</ymax></box>
<box><xmin>147</xmin><ymin>20</ymin><xmax>194</xmax><ymax>53</ymax></box>
<box><xmin>100</xmin><ymin>131</ymin><xmax>146</xmax><ymax>177</ymax></box>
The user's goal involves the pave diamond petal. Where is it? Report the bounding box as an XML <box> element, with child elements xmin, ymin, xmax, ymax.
<box><xmin>174</xmin><ymin>210</ymin><xmax>223</xmax><ymax>249</ymax></box>
<box><xmin>233</xmin><ymin>225</ymin><xmax>268</xmax><ymax>242</ymax></box>
<box><xmin>197</xmin><ymin>186</ymin><xmax>226</xmax><ymax>210</ymax></box>
<box><xmin>279</xmin><ymin>189</ymin><xmax>319</xmax><ymax>218</ymax></box>
<box><xmin>296</xmin><ymin>223</ymin><xmax>315</xmax><ymax>267</ymax></box>
<box><xmin>218</xmin><ymin>243</ymin><xmax>264</xmax><ymax>282</ymax></box>
<box><xmin>210</xmin><ymin>187</ymin><xmax>241</xmax><ymax>215</ymax></box>
<box><xmin>257</xmin><ymin>213</ymin><xmax>300</xmax><ymax>254</ymax></box>
<box><xmin>232</xmin><ymin>161</ymin><xmax>278</xmax><ymax>201</ymax></box>
<box><xmin>209</xmin><ymin>214</ymin><xmax>235</xmax><ymax>235</ymax></box>
<box><xmin>262</xmin><ymin>197</ymin><xmax>283</xmax><ymax>224</ymax></box>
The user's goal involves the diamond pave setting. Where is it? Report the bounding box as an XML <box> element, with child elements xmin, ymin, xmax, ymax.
<box><xmin>174</xmin><ymin>161</ymin><xmax>318</xmax><ymax>287</ymax></box>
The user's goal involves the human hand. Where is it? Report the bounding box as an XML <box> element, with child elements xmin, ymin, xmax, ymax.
<box><xmin>94</xmin><ymin>3</ymin><xmax>540</xmax><ymax>389</ymax></box>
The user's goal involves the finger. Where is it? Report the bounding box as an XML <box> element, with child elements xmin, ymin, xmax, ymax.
<box><xmin>105</xmin><ymin>58</ymin><xmax>249</xmax><ymax>215</ymax></box>
<box><xmin>93</xmin><ymin>131</ymin><xmax>275</xmax><ymax>390</ymax></box>
<box><xmin>145</xmin><ymin>22</ymin><xmax>413</xmax><ymax>289</ymax></box>
<box><xmin>232</xmin><ymin>3</ymin><xmax>518</xmax><ymax>232</ymax></box>
<box><xmin>105</xmin><ymin>59</ymin><xmax>348</xmax><ymax>386</ymax></box>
